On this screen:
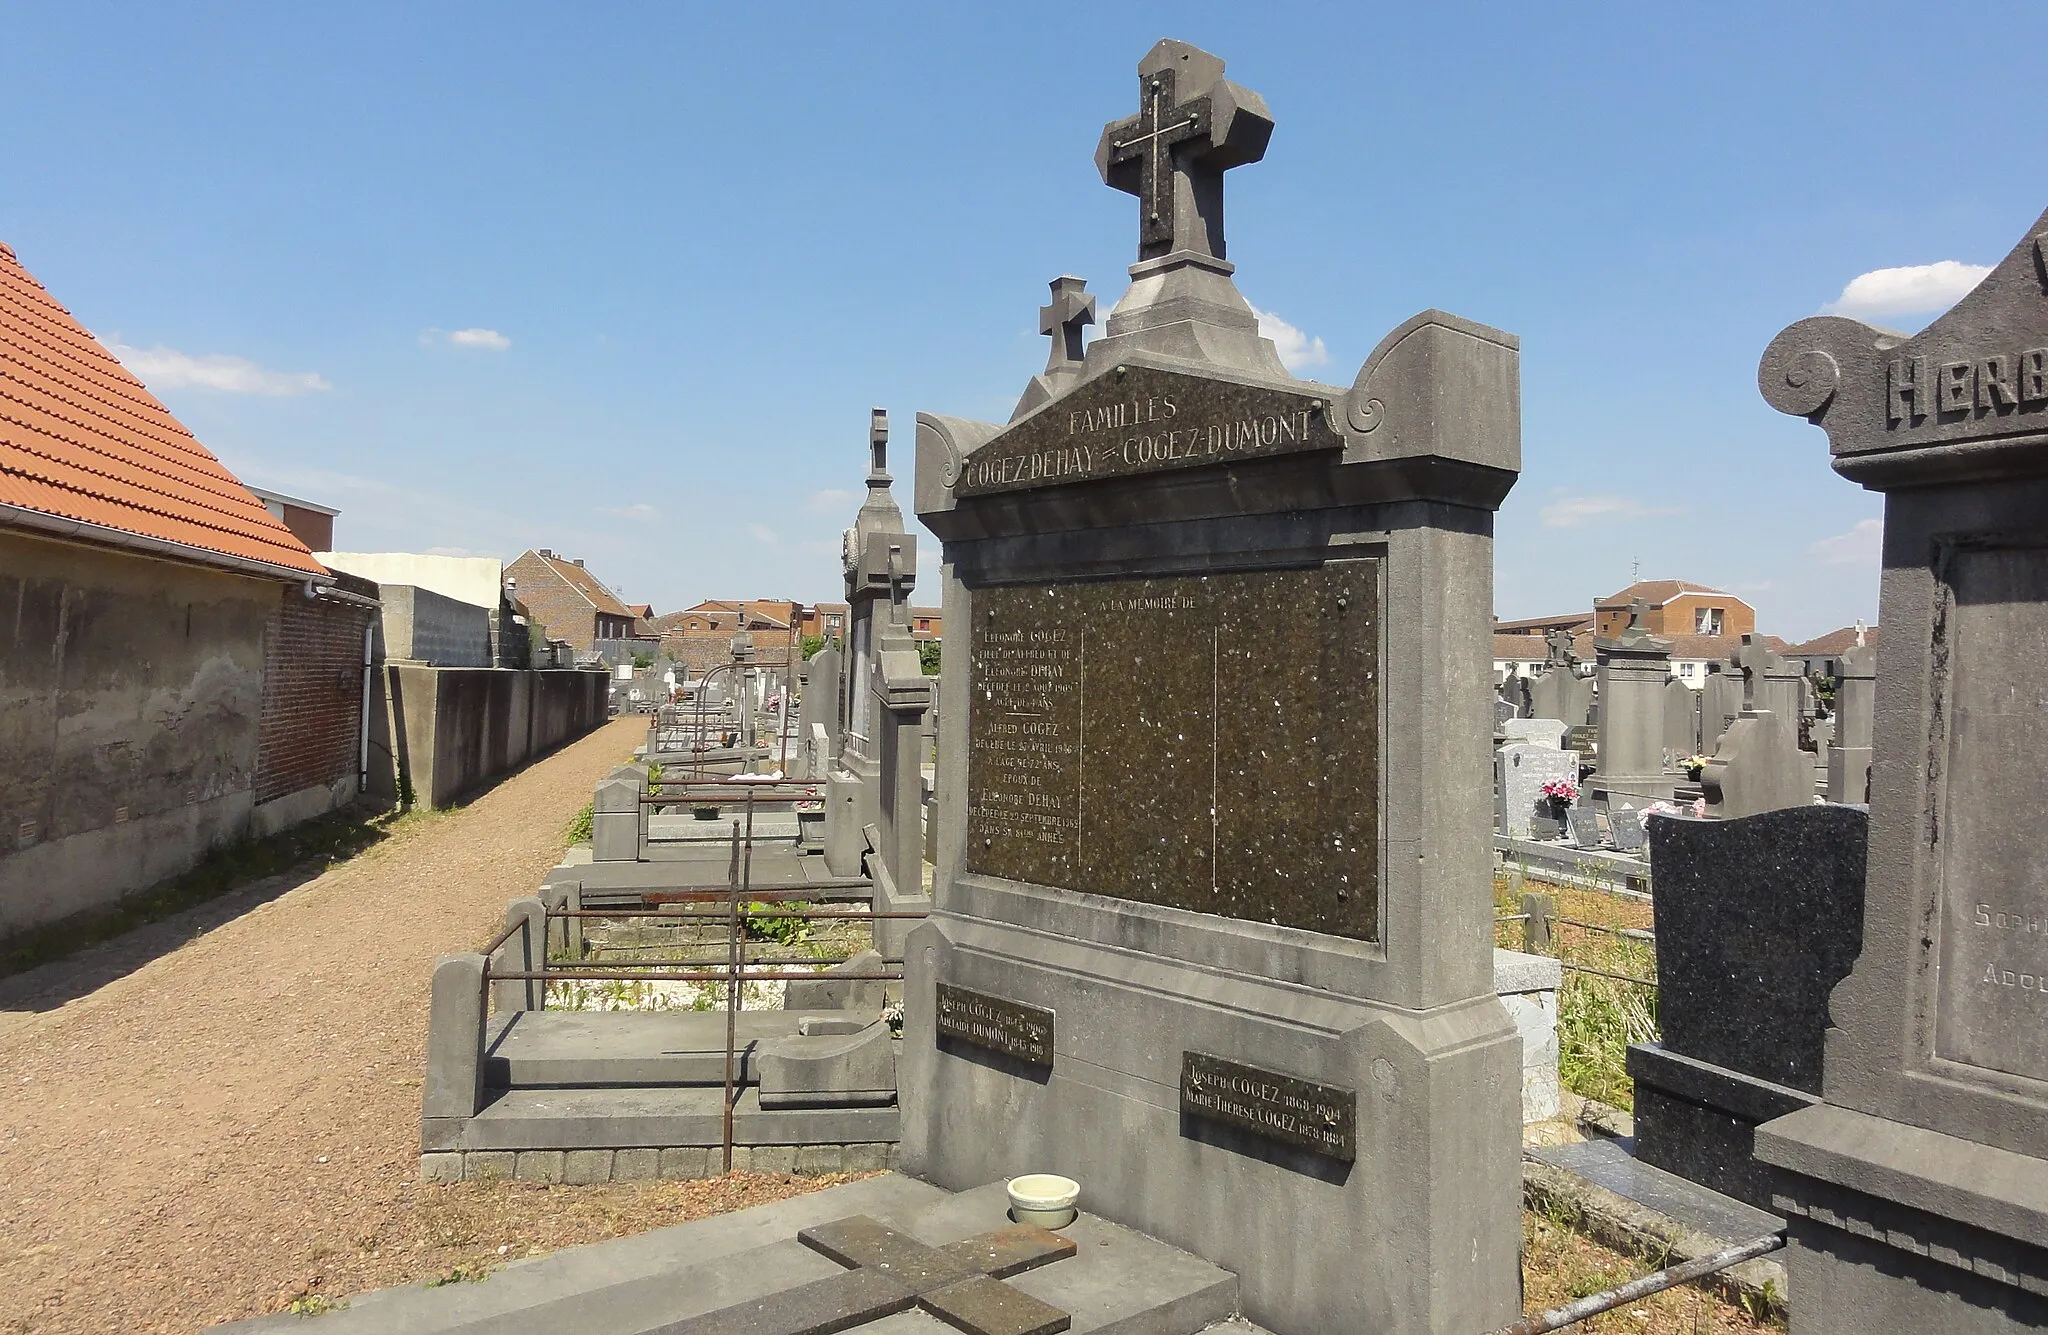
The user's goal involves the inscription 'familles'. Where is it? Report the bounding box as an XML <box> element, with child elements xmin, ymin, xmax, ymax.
<box><xmin>955</xmin><ymin>365</ymin><xmax>1342</xmax><ymax>497</ymax></box>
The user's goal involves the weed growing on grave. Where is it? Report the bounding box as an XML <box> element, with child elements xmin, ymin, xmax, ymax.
<box><xmin>1494</xmin><ymin>866</ymin><xmax>1659</xmax><ymax>1111</ymax></box>
<box><xmin>743</xmin><ymin>901</ymin><xmax>812</xmax><ymax>948</ymax></box>
<box><xmin>564</xmin><ymin>802</ymin><xmax>594</xmax><ymax>845</ymax></box>
<box><xmin>283</xmin><ymin>1293</ymin><xmax>347</xmax><ymax>1316</ymax></box>
<box><xmin>425</xmin><ymin>1265</ymin><xmax>493</xmax><ymax>1287</ymax></box>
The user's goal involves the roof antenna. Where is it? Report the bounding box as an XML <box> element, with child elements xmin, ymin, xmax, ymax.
<box><xmin>1630</xmin><ymin>557</ymin><xmax>1640</xmax><ymax>582</ymax></box>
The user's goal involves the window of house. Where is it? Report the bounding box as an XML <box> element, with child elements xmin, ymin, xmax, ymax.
<box><xmin>1696</xmin><ymin>607</ymin><xmax>1724</xmax><ymax>635</ymax></box>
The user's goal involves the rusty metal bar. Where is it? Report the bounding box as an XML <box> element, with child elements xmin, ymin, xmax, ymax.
<box><xmin>1485</xmin><ymin>1233</ymin><xmax>1783</xmax><ymax>1334</ymax></box>
<box><xmin>723</xmin><ymin>813</ymin><xmax>742</xmax><ymax>1174</ymax></box>
<box><xmin>544</xmin><ymin>908</ymin><xmax>928</xmax><ymax>920</ymax></box>
<box><xmin>1555</xmin><ymin>916</ymin><xmax>1656</xmax><ymax>941</ymax></box>
<box><xmin>481</xmin><ymin>917</ymin><xmax>526</xmax><ymax>958</ymax></box>
<box><xmin>492</xmin><ymin>970</ymin><xmax>902</xmax><ymax>981</ymax></box>
<box><xmin>1560</xmin><ymin>962</ymin><xmax>1659</xmax><ymax>988</ymax></box>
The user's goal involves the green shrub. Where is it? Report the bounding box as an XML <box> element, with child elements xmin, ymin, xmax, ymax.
<box><xmin>564</xmin><ymin>803</ymin><xmax>594</xmax><ymax>845</ymax></box>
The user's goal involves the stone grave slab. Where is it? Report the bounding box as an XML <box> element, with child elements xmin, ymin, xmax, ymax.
<box><xmin>1497</xmin><ymin>743</ymin><xmax>1578</xmax><ymax>840</ymax></box>
<box><xmin>1567</xmin><ymin>806</ymin><xmax>1603</xmax><ymax>850</ymax></box>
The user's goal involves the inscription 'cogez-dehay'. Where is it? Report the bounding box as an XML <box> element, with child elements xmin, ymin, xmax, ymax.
<box><xmin>954</xmin><ymin>364</ymin><xmax>1343</xmax><ymax>497</ymax></box>
<box><xmin>935</xmin><ymin>983</ymin><xmax>1055</xmax><ymax>1067</ymax></box>
<box><xmin>1181</xmin><ymin>1051</ymin><xmax>1356</xmax><ymax>1161</ymax></box>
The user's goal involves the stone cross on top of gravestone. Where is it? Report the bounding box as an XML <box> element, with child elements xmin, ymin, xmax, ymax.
<box><xmin>1730</xmin><ymin>634</ymin><xmax>1774</xmax><ymax>711</ymax></box>
<box><xmin>1096</xmin><ymin>39</ymin><xmax>1273</xmax><ymax>261</ymax></box>
<box><xmin>1038</xmin><ymin>276</ymin><xmax>1094</xmax><ymax>374</ymax></box>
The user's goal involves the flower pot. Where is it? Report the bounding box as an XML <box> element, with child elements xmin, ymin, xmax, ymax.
<box><xmin>1006</xmin><ymin>1174</ymin><xmax>1080</xmax><ymax>1229</ymax></box>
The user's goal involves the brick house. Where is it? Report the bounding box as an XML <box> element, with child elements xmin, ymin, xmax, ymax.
<box><xmin>0</xmin><ymin>240</ymin><xmax>377</xmax><ymax>943</ymax></box>
<box><xmin>1785</xmin><ymin>625</ymin><xmax>1880</xmax><ymax>681</ymax></box>
<box><xmin>1594</xmin><ymin>580</ymin><xmax>1756</xmax><ymax>640</ymax></box>
<box><xmin>658</xmin><ymin>599</ymin><xmax>800</xmax><ymax>675</ymax></box>
<box><xmin>503</xmin><ymin>549</ymin><xmax>645</xmax><ymax>656</ymax></box>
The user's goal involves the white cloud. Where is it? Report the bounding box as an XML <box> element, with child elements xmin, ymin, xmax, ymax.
<box><xmin>1538</xmin><ymin>495</ymin><xmax>1681</xmax><ymax>528</ymax></box>
<box><xmin>1809</xmin><ymin>518</ymin><xmax>1883</xmax><ymax>567</ymax></box>
<box><xmin>420</xmin><ymin>327</ymin><xmax>512</xmax><ymax>351</ymax></box>
<box><xmin>1822</xmin><ymin>261</ymin><xmax>1990</xmax><ymax>321</ymax></box>
<box><xmin>805</xmin><ymin>488</ymin><xmax>858</xmax><ymax>515</ymax></box>
<box><xmin>746</xmin><ymin>523</ymin><xmax>779</xmax><ymax>545</ymax></box>
<box><xmin>1250</xmin><ymin>307</ymin><xmax>1328</xmax><ymax>372</ymax></box>
<box><xmin>106</xmin><ymin>340</ymin><xmax>330</xmax><ymax>396</ymax></box>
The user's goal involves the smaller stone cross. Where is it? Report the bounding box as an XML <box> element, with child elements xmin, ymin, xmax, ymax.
<box><xmin>869</xmin><ymin>407</ymin><xmax>889</xmax><ymax>479</ymax></box>
<box><xmin>1626</xmin><ymin>597</ymin><xmax>1649</xmax><ymax>632</ymax></box>
<box><xmin>1039</xmin><ymin>276</ymin><xmax>1094</xmax><ymax>375</ymax></box>
<box><xmin>1731</xmin><ymin>634</ymin><xmax>1775</xmax><ymax>712</ymax></box>
<box><xmin>665</xmin><ymin>1214</ymin><xmax>1077</xmax><ymax>1335</ymax></box>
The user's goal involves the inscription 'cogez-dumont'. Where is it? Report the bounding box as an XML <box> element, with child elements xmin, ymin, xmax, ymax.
<box><xmin>953</xmin><ymin>366</ymin><xmax>1343</xmax><ymax>497</ymax></box>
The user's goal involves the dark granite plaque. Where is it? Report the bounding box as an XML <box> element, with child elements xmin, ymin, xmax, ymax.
<box><xmin>954</xmin><ymin>364</ymin><xmax>1342</xmax><ymax>498</ymax></box>
<box><xmin>935</xmin><ymin>983</ymin><xmax>1055</xmax><ymax>1067</ymax></box>
<box><xmin>1935</xmin><ymin>547</ymin><xmax>2048</xmax><ymax>1085</ymax></box>
<box><xmin>964</xmin><ymin>563</ymin><xmax>1380</xmax><ymax>940</ymax></box>
<box><xmin>1180</xmin><ymin>1051</ymin><xmax>1356</xmax><ymax>1161</ymax></box>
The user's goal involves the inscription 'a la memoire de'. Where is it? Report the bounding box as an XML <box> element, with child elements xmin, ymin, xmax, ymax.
<box><xmin>954</xmin><ymin>366</ymin><xmax>1343</xmax><ymax>497</ymax></box>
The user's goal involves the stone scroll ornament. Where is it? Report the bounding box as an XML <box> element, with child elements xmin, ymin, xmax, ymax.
<box><xmin>1758</xmin><ymin>209</ymin><xmax>2048</xmax><ymax>483</ymax></box>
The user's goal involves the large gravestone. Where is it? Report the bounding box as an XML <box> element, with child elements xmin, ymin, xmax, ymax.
<box><xmin>1824</xmin><ymin>639</ymin><xmax>1874</xmax><ymax>805</ymax></box>
<box><xmin>1754</xmin><ymin>200</ymin><xmax>2048</xmax><ymax>1331</ymax></box>
<box><xmin>1699</xmin><ymin>664</ymin><xmax>1743</xmax><ymax>755</ymax></box>
<box><xmin>1593</xmin><ymin>599</ymin><xmax>1676</xmax><ymax>807</ymax></box>
<box><xmin>1496</xmin><ymin>742</ymin><xmax>1578</xmax><ymax>839</ymax></box>
<box><xmin>1662</xmin><ymin>675</ymin><xmax>1701</xmax><ymax>761</ymax></box>
<box><xmin>905</xmin><ymin>39</ymin><xmax>1522</xmax><ymax>1335</ymax></box>
<box><xmin>1527</xmin><ymin>664</ymin><xmax>1593</xmax><ymax>728</ymax></box>
<box><xmin>1628</xmin><ymin>806</ymin><xmax>1867</xmax><ymax>1209</ymax></box>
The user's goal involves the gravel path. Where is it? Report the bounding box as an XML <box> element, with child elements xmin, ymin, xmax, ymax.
<box><xmin>0</xmin><ymin>718</ymin><xmax>661</xmax><ymax>1333</ymax></box>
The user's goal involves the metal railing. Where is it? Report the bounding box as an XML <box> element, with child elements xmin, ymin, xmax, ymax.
<box><xmin>1505</xmin><ymin>891</ymin><xmax>1658</xmax><ymax>991</ymax></box>
<box><xmin>483</xmin><ymin>777</ymin><xmax>924</xmax><ymax>1173</ymax></box>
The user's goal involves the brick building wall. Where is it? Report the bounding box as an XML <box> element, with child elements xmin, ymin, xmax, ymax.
<box><xmin>255</xmin><ymin>574</ymin><xmax>377</xmax><ymax>804</ymax></box>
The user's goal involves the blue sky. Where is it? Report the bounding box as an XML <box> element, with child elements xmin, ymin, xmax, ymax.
<box><xmin>4</xmin><ymin>3</ymin><xmax>2039</xmax><ymax>640</ymax></box>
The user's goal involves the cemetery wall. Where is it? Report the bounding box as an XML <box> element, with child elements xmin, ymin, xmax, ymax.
<box><xmin>251</xmin><ymin>572</ymin><xmax>378</xmax><ymax>833</ymax></box>
<box><xmin>0</xmin><ymin>529</ymin><xmax>273</xmax><ymax>940</ymax></box>
<box><xmin>374</xmin><ymin>663</ymin><xmax>607</xmax><ymax>808</ymax></box>
<box><xmin>378</xmin><ymin>584</ymin><xmax>493</xmax><ymax>667</ymax></box>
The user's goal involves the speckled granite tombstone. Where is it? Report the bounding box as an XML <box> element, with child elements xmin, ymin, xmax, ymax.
<box><xmin>1628</xmin><ymin>806</ymin><xmax>1867</xmax><ymax>1208</ymax></box>
<box><xmin>904</xmin><ymin>38</ymin><xmax>1522</xmax><ymax>1335</ymax></box>
<box><xmin>1753</xmin><ymin>199</ymin><xmax>2048</xmax><ymax>1332</ymax></box>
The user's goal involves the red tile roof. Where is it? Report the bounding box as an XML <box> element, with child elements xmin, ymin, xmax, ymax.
<box><xmin>1786</xmin><ymin>626</ymin><xmax>1879</xmax><ymax>656</ymax></box>
<box><xmin>530</xmin><ymin>552</ymin><xmax>635</xmax><ymax>617</ymax></box>
<box><xmin>0</xmin><ymin>242</ymin><xmax>324</xmax><ymax>577</ymax></box>
<box><xmin>1595</xmin><ymin>579</ymin><xmax>1738</xmax><ymax>608</ymax></box>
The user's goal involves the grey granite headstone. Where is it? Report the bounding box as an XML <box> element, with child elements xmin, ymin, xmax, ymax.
<box><xmin>1501</xmin><ymin>717</ymin><xmax>1567</xmax><ymax>749</ymax></box>
<box><xmin>1701</xmin><ymin>709</ymin><xmax>1809</xmax><ymax>820</ymax></box>
<box><xmin>1497</xmin><ymin>743</ymin><xmax>1579</xmax><ymax>839</ymax></box>
<box><xmin>1628</xmin><ymin>806</ymin><xmax>1866</xmax><ymax>1209</ymax></box>
<box><xmin>1593</xmin><ymin>603</ymin><xmax>1675</xmax><ymax>806</ymax></box>
<box><xmin>1494</xmin><ymin>696</ymin><xmax>1519</xmax><ymax>728</ymax></box>
<box><xmin>906</xmin><ymin>39</ymin><xmax>1523</xmax><ymax>1335</ymax></box>
<box><xmin>1607</xmin><ymin>805</ymin><xmax>1645</xmax><ymax>853</ymax></box>
<box><xmin>1662</xmin><ymin>676</ymin><xmax>1701</xmax><ymax>762</ymax></box>
<box><xmin>1751</xmin><ymin>197</ymin><xmax>2048</xmax><ymax>1330</ymax></box>
<box><xmin>1699</xmin><ymin>667</ymin><xmax>1743</xmax><ymax>755</ymax></box>
<box><xmin>1567</xmin><ymin>805</ymin><xmax>1603</xmax><ymax>849</ymax></box>
<box><xmin>1527</xmin><ymin>665</ymin><xmax>1593</xmax><ymax>728</ymax></box>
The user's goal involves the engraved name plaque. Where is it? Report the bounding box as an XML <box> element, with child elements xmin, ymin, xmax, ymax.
<box><xmin>935</xmin><ymin>982</ymin><xmax>1055</xmax><ymax>1067</ymax></box>
<box><xmin>1934</xmin><ymin>546</ymin><xmax>2048</xmax><ymax>1084</ymax></box>
<box><xmin>1181</xmin><ymin>1051</ymin><xmax>1357</xmax><ymax>1161</ymax></box>
<box><xmin>964</xmin><ymin>563</ymin><xmax>1381</xmax><ymax>939</ymax></box>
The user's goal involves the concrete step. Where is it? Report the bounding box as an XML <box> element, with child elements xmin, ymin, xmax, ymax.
<box><xmin>485</xmin><ymin>1009</ymin><xmax>878</xmax><ymax>1088</ymax></box>
<box><xmin>434</xmin><ymin>1084</ymin><xmax>900</xmax><ymax>1151</ymax></box>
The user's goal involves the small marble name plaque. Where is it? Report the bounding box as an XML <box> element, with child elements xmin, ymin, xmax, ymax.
<box><xmin>1180</xmin><ymin>1051</ymin><xmax>1356</xmax><ymax>1161</ymax></box>
<box><xmin>935</xmin><ymin>983</ymin><xmax>1055</xmax><ymax>1067</ymax></box>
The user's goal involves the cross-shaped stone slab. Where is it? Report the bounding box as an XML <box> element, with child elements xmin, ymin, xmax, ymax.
<box><xmin>1038</xmin><ymin>276</ymin><xmax>1094</xmax><ymax>375</ymax></box>
<box><xmin>1095</xmin><ymin>39</ymin><xmax>1272</xmax><ymax>261</ymax></box>
<box><xmin>1731</xmin><ymin>634</ymin><xmax>1776</xmax><ymax>711</ymax></box>
<box><xmin>657</xmin><ymin>1215</ymin><xmax>1077</xmax><ymax>1335</ymax></box>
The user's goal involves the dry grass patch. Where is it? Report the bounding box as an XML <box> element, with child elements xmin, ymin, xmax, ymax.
<box><xmin>266</xmin><ymin>1171</ymin><xmax>876</xmax><ymax>1318</ymax></box>
<box><xmin>1522</xmin><ymin>1208</ymin><xmax>1782</xmax><ymax>1332</ymax></box>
